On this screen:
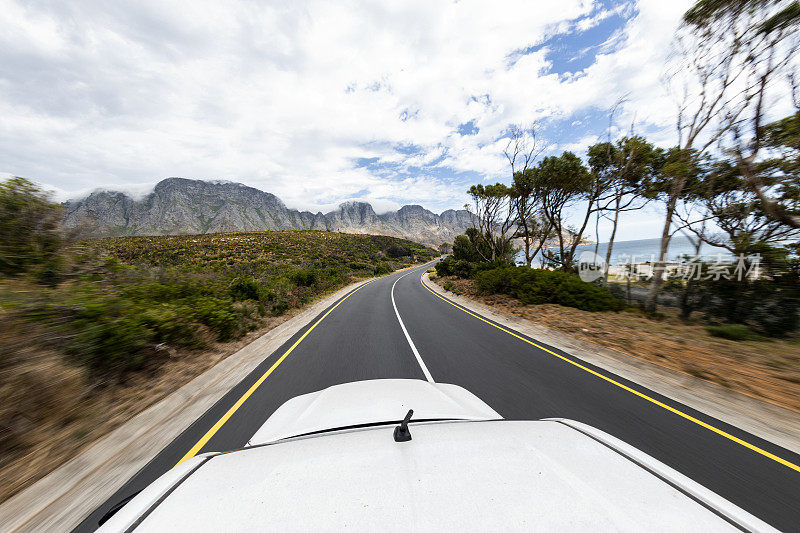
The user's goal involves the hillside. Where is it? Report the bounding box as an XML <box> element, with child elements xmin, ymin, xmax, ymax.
<box><xmin>63</xmin><ymin>178</ymin><xmax>472</xmax><ymax>246</ymax></box>
<box><xmin>0</xmin><ymin>230</ymin><xmax>436</xmax><ymax>503</ymax></box>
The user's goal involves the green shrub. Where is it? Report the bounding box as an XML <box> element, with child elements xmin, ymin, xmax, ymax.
<box><xmin>270</xmin><ymin>300</ymin><xmax>289</xmax><ymax>316</ymax></box>
<box><xmin>374</xmin><ymin>262</ymin><xmax>392</xmax><ymax>275</ymax></box>
<box><xmin>0</xmin><ymin>177</ymin><xmax>64</xmax><ymax>278</ymax></box>
<box><xmin>291</xmin><ymin>268</ymin><xmax>317</xmax><ymax>287</ymax></box>
<box><xmin>386</xmin><ymin>244</ymin><xmax>411</xmax><ymax>258</ymax></box>
<box><xmin>706</xmin><ymin>324</ymin><xmax>765</xmax><ymax>341</ymax></box>
<box><xmin>451</xmin><ymin>259</ymin><xmax>474</xmax><ymax>278</ymax></box>
<box><xmin>229</xmin><ymin>277</ymin><xmax>260</xmax><ymax>301</ymax></box>
<box><xmin>188</xmin><ymin>296</ymin><xmax>241</xmax><ymax>341</ymax></box>
<box><xmin>139</xmin><ymin>306</ymin><xmax>203</xmax><ymax>348</ymax></box>
<box><xmin>475</xmin><ymin>266</ymin><xmax>621</xmax><ymax>312</ymax></box>
<box><xmin>443</xmin><ymin>280</ymin><xmax>455</xmax><ymax>292</ymax></box>
<box><xmin>69</xmin><ymin>315</ymin><xmax>152</xmax><ymax>372</ymax></box>
<box><xmin>435</xmin><ymin>256</ymin><xmax>454</xmax><ymax>277</ymax></box>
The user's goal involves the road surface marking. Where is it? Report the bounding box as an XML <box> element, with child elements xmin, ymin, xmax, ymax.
<box><xmin>392</xmin><ymin>270</ymin><xmax>435</xmax><ymax>382</ymax></box>
<box><xmin>421</xmin><ymin>272</ymin><xmax>800</xmax><ymax>474</ymax></box>
<box><xmin>176</xmin><ymin>279</ymin><xmax>375</xmax><ymax>465</ymax></box>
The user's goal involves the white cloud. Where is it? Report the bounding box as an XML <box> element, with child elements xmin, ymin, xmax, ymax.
<box><xmin>0</xmin><ymin>0</ymin><xmax>693</xmax><ymax>230</ymax></box>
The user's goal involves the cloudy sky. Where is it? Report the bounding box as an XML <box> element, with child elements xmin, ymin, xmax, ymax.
<box><xmin>1</xmin><ymin>0</ymin><xmax>694</xmax><ymax>240</ymax></box>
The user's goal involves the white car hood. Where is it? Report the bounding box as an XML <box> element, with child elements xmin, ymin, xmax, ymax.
<box><xmin>248</xmin><ymin>379</ymin><xmax>501</xmax><ymax>445</ymax></box>
<box><xmin>106</xmin><ymin>419</ymin><xmax>776</xmax><ymax>532</ymax></box>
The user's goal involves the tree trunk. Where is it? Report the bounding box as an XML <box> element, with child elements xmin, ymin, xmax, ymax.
<box><xmin>593</xmin><ymin>211</ymin><xmax>600</xmax><ymax>256</ymax></box>
<box><xmin>679</xmin><ymin>237</ymin><xmax>703</xmax><ymax>319</ymax></box>
<box><xmin>602</xmin><ymin>198</ymin><xmax>620</xmax><ymax>285</ymax></box>
<box><xmin>644</xmin><ymin>197</ymin><xmax>676</xmax><ymax>313</ymax></box>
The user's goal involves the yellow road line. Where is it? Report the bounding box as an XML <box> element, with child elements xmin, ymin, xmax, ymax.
<box><xmin>176</xmin><ymin>279</ymin><xmax>374</xmax><ymax>465</ymax></box>
<box><xmin>420</xmin><ymin>272</ymin><xmax>800</xmax><ymax>474</ymax></box>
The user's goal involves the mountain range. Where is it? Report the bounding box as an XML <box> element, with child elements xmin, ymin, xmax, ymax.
<box><xmin>63</xmin><ymin>178</ymin><xmax>472</xmax><ymax>246</ymax></box>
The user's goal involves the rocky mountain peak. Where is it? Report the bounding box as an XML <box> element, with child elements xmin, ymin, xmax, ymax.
<box><xmin>63</xmin><ymin>178</ymin><xmax>472</xmax><ymax>246</ymax></box>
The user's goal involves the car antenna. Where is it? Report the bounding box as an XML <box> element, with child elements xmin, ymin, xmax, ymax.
<box><xmin>393</xmin><ymin>409</ymin><xmax>414</xmax><ymax>442</ymax></box>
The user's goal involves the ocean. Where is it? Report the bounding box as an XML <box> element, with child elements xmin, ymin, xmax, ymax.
<box><xmin>516</xmin><ymin>235</ymin><xmax>733</xmax><ymax>266</ymax></box>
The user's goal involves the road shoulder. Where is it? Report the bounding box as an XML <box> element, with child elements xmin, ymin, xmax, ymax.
<box><xmin>0</xmin><ymin>277</ymin><xmax>371</xmax><ymax>533</ymax></box>
<box><xmin>422</xmin><ymin>273</ymin><xmax>800</xmax><ymax>456</ymax></box>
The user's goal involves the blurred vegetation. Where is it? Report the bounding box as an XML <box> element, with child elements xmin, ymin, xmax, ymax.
<box><xmin>0</xmin><ymin>177</ymin><xmax>64</xmax><ymax>282</ymax></box>
<box><xmin>0</xmin><ymin>177</ymin><xmax>436</xmax><ymax>377</ymax></box>
<box><xmin>706</xmin><ymin>324</ymin><xmax>765</xmax><ymax>342</ymax></box>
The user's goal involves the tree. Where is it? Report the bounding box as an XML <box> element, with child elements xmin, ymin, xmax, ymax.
<box><xmin>451</xmin><ymin>227</ymin><xmax>511</xmax><ymax>264</ymax></box>
<box><xmin>679</xmin><ymin>157</ymin><xmax>798</xmax><ymax>255</ymax></box>
<box><xmin>504</xmin><ymin>124</ymin><xmax>548</xmax><ymax>267</ymax></box>
<box><xmin>0</xmin><ymin>177</ymin><xmax>64</xmax><ymax>280</ymax></box>
<box><xmin>643</xmin><ymin>148</ymin><xmax>707</xmax><ymax>311</ymax></box>
<box><xmin>534</xmin><ymin>152</ymin><xmax>595</xmax><ymax>270</ymax></box>
<box><xmin>438</xmin><ymin>242</ymin><xmax>452</xmax><ymax>255</ymax></box>
<box><xmin>645</xmin><ymin>0</ymin><xmax>799</xmax><ymax>311</ymax></box>
<box><xmin>465</xmin><ymin>183</ymin><xmax>515</xmax><ymax>262</ymax></box>
<box><xmin>750</xmin><ymin>107</ymin><xmax>800</xmax><ymax>227</ymax></box>
<box><xmin>681</xmin><ymin>0</ymin><xmax>800</xmax><ymax>228</ymax></box>
<box><xmin>587</xmin><ymin>136</ymin><xmax>660</xmax><ymax>283</ymax></box>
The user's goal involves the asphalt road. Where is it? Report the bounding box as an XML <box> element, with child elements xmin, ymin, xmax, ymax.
<box><xmin>76</xmin><ymin>262</ymin><xmax>800</xmax><ymax>532</ymax></box>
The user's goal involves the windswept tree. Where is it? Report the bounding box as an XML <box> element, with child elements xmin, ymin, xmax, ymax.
<box><xmin>588</xmin><ymin>136</ymin><xmax>660</xmax><ymax>283</ymax></box>
<box><xmin>677</xmin><ymin>157</ymin><xmax>798</xmax><ymax>255</ymax></box>
<box><xmin>684</xmin><ymin>0</ymin><xmax>799</xmax><ymax>229</ymax></box>
<box><xmin>645</xmin><ymin>0</ymin><xmax>799</xmax><ymax>311</ymax></box>
<box><xmin>752</xmin><ymin>104</ymin><xmax>800</xmax><ymax>226</ymax></box>
<box><xmin>465</xmin><ymin>183</ymin><xmax>515</xmax><ymax>262</ymax></box>
<box><xmin>534</xmin><ymin>151</ymin><xmax>595</xmax><ymax>270</ymax></box>
<box><xmin>504</xmin><ymin>124</ymin><xmax>549</xmax><ymax>266</ymax></box>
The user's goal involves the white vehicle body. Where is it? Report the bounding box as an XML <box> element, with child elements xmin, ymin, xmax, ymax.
<box><xmin>98</xmin><ymin>379</ymin><xmax>777</xmax><ymax>532</ymax></box>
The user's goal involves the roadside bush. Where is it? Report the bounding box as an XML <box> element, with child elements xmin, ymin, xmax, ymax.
<box><xmin>475</xmin><ymin>266</ymin><xmax>622</xmax><ymax>312</ymax></box>
<box><xmin>229</xmin><ymin>277</ymin><xmax>260</xmax><ymax>301</ymax></box>
<box><xmin>706</xmin><ymin>324</ymin><xmax>765</xmax><ymax>341</ymax></box>
<box><xmin>188</xmin><ymin>296</ymin><xmax>241</xmax><ymax>341</ymax></box>
<box><xmin>0</xmin><ymin>177</ymin><xmax>65</xmax><ymax>279</ymax></box>
<box><xmin>443</xmin><ymin>280</ymin><xmax>455</xmax><ymax>292</ymax></box>
<box><xmin>699</xmin><ymin>263</ymin><xmax>799</xmax><ymax>337</ymax></box>
<box><xmin>291</xmin><ymin>268</ymin><xmax>317</xmax><ymax>287</ymax></box>
<box><xmin>435</xmin><ymin>256</ymin><xmax>454</xmax><ymax>277</ymax></box>
<box><xmin>374</xmin><ymin>262</ymin><xmax>393</xmax><ymax>275</ymax></box>
<box><xmin>69</xmin><ymin>315</ymin><xmax>151</xmax><ymax>372</ymax></box>
<box><xmin>451</xmin><ymin>259</ymin><xmax>474</xmax><ymax>278</ymax></box>
<box><xmin>139</xmin><ymin>307</ymin><xmax>204</xmax><ymax>348</ymax></box>
<box><xmin>386</xmin><ymin>244</ymin><xmax>411</xmax><ymax>258</ymax></box>
<box><xmin>270</xmin><ymin>300</ymin><xmax>289</xmax><ymax>316</ymax></box>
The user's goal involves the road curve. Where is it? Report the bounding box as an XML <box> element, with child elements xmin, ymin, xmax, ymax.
<box><xmin>75</xmin><ymin>263</ymin><xmax>800</xmax><ymax>532</ymax></box>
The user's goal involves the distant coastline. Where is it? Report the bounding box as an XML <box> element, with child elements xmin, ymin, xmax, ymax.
<box><xmin>517</xmin><ymin>236</ymin><xmax>731</xmax><ymax>265</ymax></box>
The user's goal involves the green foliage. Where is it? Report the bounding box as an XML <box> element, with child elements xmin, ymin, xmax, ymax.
<box><xmin>374</xmin><ymin>262</ymin><xmax>393</xmax><ymax>275</ymax></box>
<box><xmin>451</xmin><ymin>259</ymin><xmax>474</xmax><ymax>278</ymax></box>
<box><xmin>706</xmin><ymin>324</ymin><xmax>765</xmax><ymax>341</ymax></box>
<box><xmin>9</xmin><ymin>230</ymin><xmax>435</xmax><ymax>376</ymax></box>
<box><xmin>229</xmin><ymin>277</ymin><xmax>260</xmax><ymax>300</ymax></box>
<box><xmin>475</xmin><ymin>266</ymin><xmax>622</xmax><ymax>312</ymax></box>
<box><xmin>443</xmin><ymin>280</ymin><xmax>455</xmax><ymax>292</ymax></box>
<box><xmin>290</xmin><ymin>268</ymin><xmax>317</xmax><ymax>287</ymax></box>
<box><xmin>385</xmin><ymin>244</ymin><xmax>412</xmax><ymax>258</ymax></box>
<box><xmin>435</xmin><ymin>257</ymin><xmax>453</xmax><ymax>277</ymax></box>
<box><xmin>69</xmin><ymin>315</ymin><xmax>151</xmax><ymax>372</ymax></box>
<box><xmin>188</xmin><ymin>296</ymin><xmax>241</xmax><ymax>341</ymax></box>
<box><xmin>698</xmin><ymin>246</ymin><xmax>799</xmax><ymax>336</ymax></box>
<box><xmin>0</xmin><ymin>177</ymin><xmax>64</xmax><ymax>280</ymax></box>
<box><xmin>452</xmin><ymin>228</ymin><xmax>513</xmax><ymax>265</ymax></box>
<box><xmin>270</xmin><ymin>300</ymin><xmax>289</xmax><ymax>316</ymax></box>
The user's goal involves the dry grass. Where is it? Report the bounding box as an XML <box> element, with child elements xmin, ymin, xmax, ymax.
<box><xmin>0</xmin><ymin>304</ymin><xmax>310</xmax><ymax>504</ymax></box>
<box><xmin>436</xmin><ymin>276</ymin><xmax>800</xmax><ymax>413</ymax></box>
